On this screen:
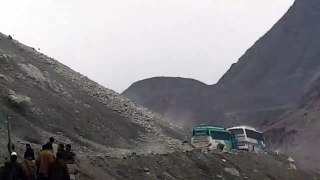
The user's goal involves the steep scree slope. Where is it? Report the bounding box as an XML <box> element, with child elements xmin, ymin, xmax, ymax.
<box><xmin>0</xmin><ymin>32</ymin><xmax>186</xmax><ymax>156</ymax></box>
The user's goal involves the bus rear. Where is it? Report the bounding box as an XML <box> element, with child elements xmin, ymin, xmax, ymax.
<box><xmin>210</xmin><ymin>130</ymin><xmax>234</xmax><ymax>150</ymax></box>
<box><xmin>191</xmin><ymin>126</ymin><xmax>238</xmax><ymax>151</ymax></box>
<box><xmin>228</xmin><ymin>126</ymin><xmax>266</xmax><ymax>151</ymax></box>
<box><xmin>245</xmin><ymin>128</ymin><xmax>266</xmax><ymax>151</ymax></box>
<box><xmin>191</xmin><ymin>127</ymin><xmax>212</xmax><ymax>149</ymax></box>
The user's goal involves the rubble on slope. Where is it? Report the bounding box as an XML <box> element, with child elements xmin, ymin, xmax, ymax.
<box><xmin>77</xmin><ymin>150</ymin><xmax>310</xmax><ymax>180</ymax></box>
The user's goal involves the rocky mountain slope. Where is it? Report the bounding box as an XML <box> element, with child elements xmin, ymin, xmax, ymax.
<box><xmin>123</xmin><ymin>0</ymin><xmax>320</xmax><ymax>172</ymax></box>
<box><xmin>265</xmin><ymin>76</ymin><xmax>320</xmax><ymax>171</ymax></box>
<box><xmin>0</xmin><ymin>32</ymin><xmax>188</xmax><ymax>158</ymax></box>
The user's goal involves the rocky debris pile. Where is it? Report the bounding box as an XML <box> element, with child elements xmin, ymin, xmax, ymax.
<box><xmin>0</xmin><ymin>73</ymin><xmax>13</xmax><ymax>83</ymax></box>
<box><xmin>18</xmin><ymin>63</ymin><xmax>47</xmax><ymax>82</ymax></box>
<box><xmin>266</xmin><ymin>150</ymin><xmax>299</xmax><ymax>171</ymax></box>
<box><xmin>76</xmin><ymin>150</ymin><xmax>310</xmax><ymax>180</ymax></box>
<box><xmin>53</xmin><ymin>62</ymin><xmax>177</xmax><ymax>132</ymax></box>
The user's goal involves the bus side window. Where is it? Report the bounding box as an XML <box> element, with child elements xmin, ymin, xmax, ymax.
<box><xmin>192</xmin><ymin>129</ymin><xmax>195</xmax><ymax>136</ymax></box>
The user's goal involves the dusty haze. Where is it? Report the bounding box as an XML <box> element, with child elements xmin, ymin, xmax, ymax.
<box><xmin>0</xmin><ymin>0</ymin><xmax>293</xmax><ymax>92</ymax></box>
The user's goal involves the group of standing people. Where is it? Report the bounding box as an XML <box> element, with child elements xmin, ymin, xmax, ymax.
<box><xmin>0</xmin><ymin>137</ymin><xmax>79</xmax><ymax>180</ymax></box>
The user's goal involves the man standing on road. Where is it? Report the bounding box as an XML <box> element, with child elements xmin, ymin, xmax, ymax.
<box><xmin>48</xmin><ymin>137</ymin><xmax>58</xmax><ymax>158</ymax></box>
<box><xmin>21</xmin><ymin>146</ymin><xmax>37</xmax><ymax>180</ymax></box>
<box><xmin>24</xmin><ymin>144</ymin><xmax>35</xmax><ymax>161</ymax></box>
<box><xmin>38</xmin><ymin>144</ymin><xmax>54</xmax><ymax>180</ymax></box>
<box><xmin>65</xmin><ymin>144</ymin><xmax>79</xmax><ymax>180</ymax></box>
<box><xmin>49</xmin><ymin>152</ymin><xmax>70</xmax><ymax>180</ymax></box>
<box><xmin>1</xmin><ymin>152</ymin><xmax>25</xmax><ymax>180</ymax></box>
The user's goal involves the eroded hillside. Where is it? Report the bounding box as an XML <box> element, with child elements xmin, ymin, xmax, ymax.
<box><xmin>0</xmin><ymin>32</ymin><xmax>187</xmax><ymax>158</ymax></box>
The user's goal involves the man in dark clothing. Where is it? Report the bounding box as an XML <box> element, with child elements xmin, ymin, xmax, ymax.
<box><xmin>21</xmin><ymin>144</ymin><xmax>36</xmax><ymax>180</ymax></box>
<box><xmin>1</xmin><ymin>152</ymin><xmax>25</xmax><ymax>180</ymax></box>
<box><xmin>49</xmin><ymin>152</ymin><xmax>70</xmax><ymax>180</ymax></box>
<box><xmin>65</xmin><ymin>144</ymin><xmax>78</xmax><ymax>180</ymax></box>
<box><xmin>58</xmin><ymin>144</ymin><xmax>65</xmax><ymax>151</ymax></box>
<box><xmin>21</xmin><ymin>158</ymin><xmax>36</xmax><ymax>180</ymax></box>
<box><xmin>57</xmin><ymin>144</ymin><xmax>67</xmax><ymax>161</ymax></box>
<box><xmin>0</xmin><ymin>165</ymin><xmax>3</xmax><ymax>180</ymax></box>
<box><xmin>65</xmin><ymin>144</ymin><xmax>75</xmax><ymax>163</ymax></box>
<box><xmin>47</xmin><ymin>137</ymin><xmax>58</xmax><ymax>158</ymax></box>
<box><xmin>217</xmin><ymin>143</ymin><xmax>225</xmax><ymax>151</ymax></box>
<box><xmin>24</xmin><ymin>144</ymin><xmax>35</xmax><ymax>161</ymax></box>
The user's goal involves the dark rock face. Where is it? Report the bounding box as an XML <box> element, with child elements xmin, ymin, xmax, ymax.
<box><xmin>124</xmin><ymin>0</ymin><xmax>320</xmax><ymax>121</ymax></box>
<box><xmin>265</xmin><ymin>76</ymin><xmax>320</xmax><ymax>170</ymax></box>
<box><xmin>123</xmin><ymin>77</ymin><xmax>207</xmax><ymax>107</ymax></box>
<box><xmin>123</xmin><ymin>0</ymin><xmax>320</xmax><ymax>171</ymax></box>
<box><xmin>123</xmin><ymin>77</ymin><xmax>208</xmax><ymax>125</ymax></box>
<box><xmin>219</xmin><ymin>0</ymin><xmax>320</xmax><ymax>105</ymax></box>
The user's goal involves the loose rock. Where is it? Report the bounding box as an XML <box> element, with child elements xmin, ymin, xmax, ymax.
<box><xmin>224</xmin><ymin>168</ymin><xmax>240</xmax><ymax>177</ymax></box>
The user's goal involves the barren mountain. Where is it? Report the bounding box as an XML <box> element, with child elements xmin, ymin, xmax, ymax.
<box><xmin>124</xmin><ymin>77</ymin><xmax>209</xmax><ymax>125</ymax></box>
<box><xmin>123</xmin><ymin>0</ymin><xmax>320</xmax><ymax>172</ymax></box>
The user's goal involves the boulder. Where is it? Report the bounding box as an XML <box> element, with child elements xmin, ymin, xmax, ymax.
<box><xmin>7</xmin><ymin>90</ymin><xmax>32</xmax><ymax>113</ymax></box>
<box><xmin>224</xmin><ymin>167</ymin><xmax>240</xmax><ymax>177</ymax></box>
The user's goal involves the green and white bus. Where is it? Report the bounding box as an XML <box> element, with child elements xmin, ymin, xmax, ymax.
<box><xmin>191</xmin><ymin>125</ymin><xmax>238</xmax><ymax>150</ymax></box>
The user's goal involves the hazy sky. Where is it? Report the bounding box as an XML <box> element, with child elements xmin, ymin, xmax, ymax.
<box><xmin>0</xmin><ymin>0</ymin><xmax>294</xmax><ymax>92</ymax></box>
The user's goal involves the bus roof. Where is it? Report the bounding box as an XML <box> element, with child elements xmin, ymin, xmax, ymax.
<box><xmin>194</xmin><ymin>125</ymin><xmax>228</xmax><ymax>132</ymax></box>
<box><xmin>227</xmin><ymin>126</ymin><xmax>262</xmax><ymax>133</ymax></box>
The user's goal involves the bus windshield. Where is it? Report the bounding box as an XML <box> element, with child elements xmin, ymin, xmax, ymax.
<box><xmin>245</xmin><ymin>129</ymin><xmax>264</xmax><ymax>141</ymax></box>
<box><xmin>229</xmin><ymin>128</ymin><xmax>244</xmax><ymax>135</ymax></box>
<box><xmin>193</xmin><ymin>129</ymin><xmax>208</xmax><ymax>136</ymax></box>
<box><xmin>211</xmin><ymin>131</ymin><xmax>231</xmax><ymax>140</ymax></box>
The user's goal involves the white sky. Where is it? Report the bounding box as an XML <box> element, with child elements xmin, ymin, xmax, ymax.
<box><xmin>0</xmin><ymin>0</ymin><xmax>294</xmax><ymax>92</ymax></box>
